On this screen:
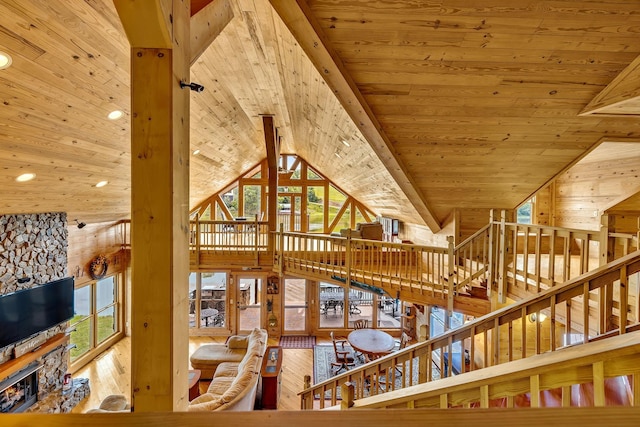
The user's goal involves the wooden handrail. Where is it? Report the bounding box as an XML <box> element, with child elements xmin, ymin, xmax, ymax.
<box><xmin>7</xmin><ymin>407</ymin><xmax>640</xmax><ymax>425</ymax></box>
<box><xmin>349</xmin><ymin>331</ymin><xmax>640</xmax><ymax>409</ymax></box>
<box><xmin>299</xmin><ymin>251</ymin><xmax>640</xmax><ymax>408</ymax></box>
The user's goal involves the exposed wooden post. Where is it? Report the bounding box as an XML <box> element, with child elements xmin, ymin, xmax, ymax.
<box><xmin>114</xmin><ymin>0</ymin><xmax>190</xmax><ymax>411</ymax></box>
<box><xmin>263</xmin><ymin>116</ymin><xmax>279</xmax><ymax>253</ymax></box>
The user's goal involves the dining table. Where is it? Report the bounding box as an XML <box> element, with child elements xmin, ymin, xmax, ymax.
<box><xmin>347</xmin><ymin>328</ymin><xmax>396</xmax><ymax>359</ymax></box>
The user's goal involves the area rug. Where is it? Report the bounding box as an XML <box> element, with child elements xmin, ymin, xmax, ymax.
<box><xmin>313</xmin><ymin>344</ymin><xmax>424</xmax><ymax>400</ymax></box>
<box><xmin>278</xmin><ymin>335</ymin><xmax>316</xmax><ymax>349</ymax></box>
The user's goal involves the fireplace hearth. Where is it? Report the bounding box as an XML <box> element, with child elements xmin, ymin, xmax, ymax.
<box><xmin>0</xmin><ymin>362</ymin><xmax>40</xmax><ymax>413</ymax></box>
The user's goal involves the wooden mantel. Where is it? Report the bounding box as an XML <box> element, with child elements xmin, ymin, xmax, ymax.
<box><xmin>0</xmin><ymin>333</ymin><xmax>67</xmax><ymax>381</ymax></box>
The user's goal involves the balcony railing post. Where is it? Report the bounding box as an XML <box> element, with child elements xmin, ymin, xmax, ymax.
<box><xmin>446</xmin><ymin>235</ymin><xmax>455</xmax><ymax>321</ymax></box>
<box><xmin>195</xmin><ymin>214</ymin><xmax>201</xmax><ymax>268</ymax></box>
<box><xmin>600</xmin><ymin>214</ymin><xmax>614</xmax><ymax>266</ymax></box>
<box><xmin>488</xmin><ymin>209</ymin><xmax>496</xmax><ymax>298</ymax></box>
<box><xmin>278</xmin><ymin>223</ymin><xmax>284</xmax><ymax>274</ymax></box>
<box><xmin>497</xmin><ymin>210</ymin><xmax>508</xmax><ymax>304</ymax></box>
<box><xmin>346</xmin><ymin>228</ymin><xmax>352</xmax><ymax>287</ymax></box>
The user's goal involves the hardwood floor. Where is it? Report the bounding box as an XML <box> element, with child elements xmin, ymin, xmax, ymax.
<box><xmin>71</xmin><ymin>335</ymin><xmax>317</xmax><ymax>413</ymax></box>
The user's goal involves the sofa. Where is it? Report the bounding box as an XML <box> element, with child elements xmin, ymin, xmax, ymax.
<box><xmin>340</xmin><ymin>222</ymin><xmax>383</xmax><ymax>241</ymax></box>
<box><xmin>188</xmin><ymin>328</ymin><xmax>267</xmax><ymax>411</ymax></box>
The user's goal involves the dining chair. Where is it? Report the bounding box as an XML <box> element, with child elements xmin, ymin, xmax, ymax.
<box><xmin>351</xmin><ymin>319</ymin><xmax>369</xmax><ymax>360</ymax></box>
<box><xmin>363</xmin><ymin>351</ymin><xmax>393</xmax><ymax>393</ymax></box>
<box><xmin>393</xmin><ymin>332</ymin><xmax>411</xmax><ymax>375</ymax></box>
<box><xmin>353</xmin><ymin>319</ymin><xmax>368</xmax><ymax>329</ymax></box>
<box><xmin>330</xmin><ymin>331</ymin><xmax>356</xmax><ymax>374</ymax></box>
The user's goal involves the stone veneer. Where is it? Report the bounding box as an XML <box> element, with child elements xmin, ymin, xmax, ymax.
<box><xmin>0</xmin><ymin>212</ymin><xmax>87</xmax><ymax>412</ymax></box>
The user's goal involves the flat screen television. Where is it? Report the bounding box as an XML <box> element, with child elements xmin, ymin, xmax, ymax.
<box><xmin>0</xmin><ymin>277</ymin><xmax>74</xmax><ymax>349</ymax></box>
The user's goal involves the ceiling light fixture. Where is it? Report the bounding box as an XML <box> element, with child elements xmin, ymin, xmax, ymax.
<box><xmin>0</xmin><ymin>51</ymin><xmax>12</xmax><ymax>70</ymax></box>
<box><xmin>192</xmin><ymin>149</ymin><xmax>200</xmax><ymax>155</ymax></box>
<box><xmin>16</xmin><ymin>173</ymin><xmax>36</xmax><ymax>182</ymax></box>
<box><xmin>334</xmin><ymin>152</ymin><xmax>341</xmax><ymax>158</ymax></box>
<box><xmin>95</xmin><ymin>180</ymin><xmax>108</xmax><ymax>188</ymax></box>
<box><xmin>107</xmin><ymin>110</ymin><xmax>124</xmax><ymax>120</ymax></box>
<box><xmin>342</xmin><ymin>140</ymin><xmax>350</xmax><ymax>147</ymax></box>
<box><xmin>74</xmin><ymin>219</ymin><xmax>86</xmax><ymax>229</ymax></box>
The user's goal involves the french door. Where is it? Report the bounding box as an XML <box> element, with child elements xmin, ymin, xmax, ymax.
<box><xmin>282</xmin><ymin>277</ymin><xmax>308</xmax><ymax>334</ymax></box>
<box><xmin>235</xmin><ymin>274</ymin><xmax>264</xmax><ymax>334</ymax></box>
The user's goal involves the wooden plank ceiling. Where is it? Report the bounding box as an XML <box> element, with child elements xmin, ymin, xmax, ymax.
<box><xmin>0</xmin><ymin>0</ymin><xmax>639</xmax><ymax>229</ymax></box>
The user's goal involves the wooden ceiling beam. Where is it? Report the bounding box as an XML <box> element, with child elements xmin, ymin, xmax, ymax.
<box><xmin>263</xmin><ymin>115</ymin><xmax>279</xmax><ymax>251</ymax></box>
<box><xmin>580</xmin><ymin>54</ymin><xmax>640</xmax><ymax>117</ymax></box>
<box><xmin>269</xmin><ymin>0</ymin><xmax>441</xmax><ymax>232</ymax></box>
<box><xmin>190</xmin><ymin>0</ymin><xmax>234</xmax><ymax>66</ymax></box>
<box><xmin>113</xmin><ymin>0</ymin><xmax>172</xmax><ymax>48</ymax></box>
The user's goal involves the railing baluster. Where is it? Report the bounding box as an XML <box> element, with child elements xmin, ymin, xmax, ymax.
<box><xmin>620</xmin><ymin>264</ymin><xmax>628</xmax><ymax>334</ymax></box>
<box><xmin>583</xmin><ymin>281</ymin><xmax>590</xmax><ymax>344</ymax></box>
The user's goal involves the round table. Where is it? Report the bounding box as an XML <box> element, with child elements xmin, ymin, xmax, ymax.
<box><xmin>347</xmin><ymin>329</ymin><xmax>395</xmax><ymax>358</ymax></box>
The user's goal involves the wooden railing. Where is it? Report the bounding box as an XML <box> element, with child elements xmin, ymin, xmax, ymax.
<box><xmin>9</xmin><ymin>407</ymin><xmax>640</xmax><ymax>425</ymax></box>
<box><xmin>298</xmin><ymin>251</ymin><xmax>640</xmax><ymax>409</ymax></box>
<box><xmin>274</xmin><ymin>230</ymin><xmax>456</xmax><ymax>311</ymax></box>
<box><xmin>491</xmin><ymin>216</ymin><xmax>602</xmax><ymax>302</ymax></box>
<box><xmin>119</xmin><ymin>214</ymin><xmax>637</xmax><ymax>316</ymax></box>
<box><xmin>451</xmin><ymin>224</ymin><xmax>492</xmax><ymax>294</ymax></box>
<box><xmin>346</xmin><ymin>331</ymin><xmax>640</xmax><ymax>409</ymax></box>
<box><xmin>189</xmin><ymin>219</ymin><xmax>269</xmax><ymax>252</ymax></box>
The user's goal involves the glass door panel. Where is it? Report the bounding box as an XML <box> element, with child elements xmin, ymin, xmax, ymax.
<box><xmin>201</xmin><ymin>272</ymin><xmax>227</xmax><ymax>329</ymax></box>
<box><xmin>237</xmin><ymin>276</ymin><xmax>262</xmax><ymax>333</ymax></box>
<box><xmin>319</xmin><ymin>283</ymin><xmax>345</xmax><ymax>329</ymax></box>
<box><xmin>283</xmin><ymin>278</ymin><xmax>306</xmax><ymax>333</ymax></box>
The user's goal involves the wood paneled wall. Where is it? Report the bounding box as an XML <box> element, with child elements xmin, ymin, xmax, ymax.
<box><xmin>67</xmin><ymin>222</ymin><xmax>125</xmax><ymax>287</ymax></box>
<box><xmin>554</xmin><ymin>142</ymin><xmax>640</xmax><ymax>230</ymax></box>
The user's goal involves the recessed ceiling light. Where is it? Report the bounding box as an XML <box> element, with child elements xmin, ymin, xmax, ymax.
<box><xmin>0</xmin><ymin>51</ymin><xmax>12</xmax><ymax>70</ymax></box>
<box><xmin>95</xmin><ymin>180</ymin><xmax>108</xmax><ymax>188</ymax></box>
<box><xmin>192</xmin><ymin>149</ymin><xmax>200</xmax><ymax>155</ymax></box>
<box><xmin>342</xmin><ymin>140</ymin><xmax>350</xmax><ymax>147</ymax></box>
<box><xmin>107</xmin><ymin>110</ymin><xmax>124</xmax><ymax>120</ymax></box>
<box><xmin>16</xmin><ymin>173</ymin><xmax>36</xmax><ymax>182</ymax></box>
<box><xmin>334</xmin><ymin>152</ymin><xmax>341</xmax><ymax>158</ymax></box>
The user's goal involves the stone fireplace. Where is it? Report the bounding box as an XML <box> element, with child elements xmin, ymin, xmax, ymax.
<box><xmin>0</xmin><ymin>363</ymin><xmax>40</xmax><ymax>413</ymax></box>
<box><xmin>0</xmin><ymin>213</ymin><xmax>90</xmax><ymax>412</ymax></box>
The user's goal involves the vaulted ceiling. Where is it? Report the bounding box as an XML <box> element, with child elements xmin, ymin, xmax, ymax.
<box><xmin>0</xmin><ymin>1</ymin><xmax>639</xmax><ymax>231</ymax></box>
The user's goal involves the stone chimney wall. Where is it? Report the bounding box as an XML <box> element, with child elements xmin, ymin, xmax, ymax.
<box><xmin>0</xmin><ymin>212</ymin><xmax>69</xmax><ymax>397</ymax></box>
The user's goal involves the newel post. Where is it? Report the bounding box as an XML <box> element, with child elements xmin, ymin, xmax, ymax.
<box><xmin>446</xmin><ymin>235</ymin><xmax>455</xmax><ymax>324</ymax></box>
<box><xmin>599</xmin><ymin>214</ymin><xmax>614</xmax><ymax>266</ymax></box>
<box><xmin>497</xmin><ymin>210</ymin><xmax>508</xmax><ymax>304</ymax></box>
<box><xmin>487</xmin><ymin>209</ymin><xmax>496</xmax><ymax>298</ymax></box>
<box><xmin>340</xmin><ymin>382</ymin><xmax>355</xmax><ymax>409</ymax></box>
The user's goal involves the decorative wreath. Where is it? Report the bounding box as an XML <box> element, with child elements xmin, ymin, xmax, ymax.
<box><xmin>89</xmin><ymin>255</ymin><xmax>109</xmax><ymax>279</ymax></box>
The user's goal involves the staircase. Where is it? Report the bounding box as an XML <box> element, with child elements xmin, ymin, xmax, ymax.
<box><xmin>274</xmin><ymin>215</ymin><xmax>639</xmax><ymax>318</ymax></box>
<box><xmin>299</xmin><ymin>250</ymin><xmax>640</xmax><ymax>409</ymax></box>
<box><xmin>347</xmin><ymin>331</ymin><xmax>640</xmax><ymax>409</ymax></box>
